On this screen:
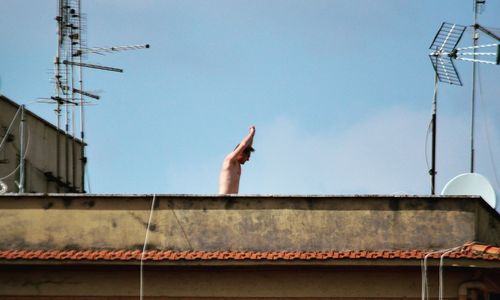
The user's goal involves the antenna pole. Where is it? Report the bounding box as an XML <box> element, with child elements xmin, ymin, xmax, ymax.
<box><xmin>65</xmin><ymin>57</ymin><xmax>70</xmax><ymax>190</ymax></box>
<box><xmin>45</xmin><ymin>0</ymin><xmax>149</xmax><ymax>193</ymax></box>
<box><xmin>428</xmin><ymin>12</ymin><xmax>500</xmax><ymax>192</ymax></box>
<box><xmin>55</xmin><ymin>0</ymin><xmax>64</xmax><ymax>192</ymax></box>
<box><xmin>431</xmin><ymin>74</ymin><xmax>438</xmax><ymax>195</ymax></box>
<box><xmin>78</xmin><ymin>0</ymin><xmax>86</xmax><ymax>193</ymax></box>
<box><xmin>19</xmin><ymin>105</ymin><xmax>25</xmax><ymax>193</ymax></box>
<box><xmin>69</xmin><ymin>13</ymin><xmax>76</xmax><ymax>191</ymax></box>
<box><xmin>470</xmin><ymin>0</ymin><xmax>484</xmax><ymax>173</ymax></box>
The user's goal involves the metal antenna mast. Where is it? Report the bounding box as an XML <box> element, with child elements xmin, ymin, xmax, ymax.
<box><xmin>470</xmin><ymin>0</ymin><xmax>483</xmax><ymax>173</ymax></box>
<box><xmin>49</xmin><ymin>0</ymin><xmax>149</xmax><ymax>193</ymax></box>
<box><xmin>428</xmin><ymin>19</ymin><xmax>499</xmax><ymax>195</ymax></box>
<box><xmin>468</xmin><ymin>0</ymin><xmax>500</xmax><ymax>173</ymax></box>
<box><xmin>428</xmin><ymin>22</ymin><xmax>466</xmax><ymax>194</ymax></box>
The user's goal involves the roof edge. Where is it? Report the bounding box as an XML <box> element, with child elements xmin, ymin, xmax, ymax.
<box><xmin>1</xmin><ymin>244</ymin><xmax>498</xmax><ymax>266</ymax></box>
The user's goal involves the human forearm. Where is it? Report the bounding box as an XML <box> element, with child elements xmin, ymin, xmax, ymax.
<box><xmin>239</xmin><ymin>126</ymin><xmax>255</xmax><ymax>148</ymax></box>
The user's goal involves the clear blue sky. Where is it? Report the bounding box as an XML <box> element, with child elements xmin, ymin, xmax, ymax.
<box><xmin>1</xmin><ymin>1</ymin><xmax>500</xmax><ymax>204</ymax></box>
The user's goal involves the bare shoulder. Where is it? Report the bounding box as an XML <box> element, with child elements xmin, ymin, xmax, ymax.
<box><xmin>223</xmin><ymin>151</ymin><xmax>239</xmax><ymax>164</ymax></box>
<box><xmin>222</xmin><ymin>154</ymin><xmax>237</xmax><ymax>168</ymax></box>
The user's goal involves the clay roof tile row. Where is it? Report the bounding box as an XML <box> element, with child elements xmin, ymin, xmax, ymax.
<box><xmin>0</xmin><ymin>243</ymin><xmax>498</xmax><ymax>262</ymax></box>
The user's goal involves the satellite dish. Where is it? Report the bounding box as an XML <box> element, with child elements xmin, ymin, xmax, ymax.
<box><xmin>441</xmin><ymin>173</ymin><xmax>496</xmax><ymax>209</ymax></box>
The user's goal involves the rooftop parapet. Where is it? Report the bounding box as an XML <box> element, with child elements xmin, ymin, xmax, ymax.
<box><xmin>0</xmin><ymin>194</ymin><xmax>498</xmax><ymax>251</ymax></box>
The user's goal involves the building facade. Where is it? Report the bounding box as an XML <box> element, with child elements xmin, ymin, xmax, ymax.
<box><xmin>0</xmin><ymin>95</ymin><xmax>84</xmax><ymax>193</ymax></box>
<box><xmin>0</xmin><ymin>194</ymin><xmax>499</xmax><ymax>299</ymax></box>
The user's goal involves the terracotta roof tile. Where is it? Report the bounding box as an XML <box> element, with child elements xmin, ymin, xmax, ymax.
<box><xmin>470</xmin><ymin>244</ymin><xmax>500</xmax><ymax>256</ymax></box>
<box><xmin>0</xmin><ymin>243</ymin><xmax>498</xmax><ymax>263</ymax></box>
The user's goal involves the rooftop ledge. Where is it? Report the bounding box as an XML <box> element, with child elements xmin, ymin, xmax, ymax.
<box><xmin>0</xmin><ymin>194</ymin><xmax>498</xmax><ymax>253</ymax></box>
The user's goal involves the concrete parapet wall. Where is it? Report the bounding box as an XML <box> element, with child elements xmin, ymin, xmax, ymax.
<box><xmin>0</xmin><ymin>194</ymin><xmax>498</xmax><ymax>251</ymax></box>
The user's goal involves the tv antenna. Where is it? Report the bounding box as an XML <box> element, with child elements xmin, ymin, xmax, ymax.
<box><xmin>47</xmin><ymin>0</ymin><xmax>149</xmax><ymax>192</ymax></box>
<box><xmin>427</xmin><ymin>17</ymin><xmax>499</xmax><ymax>194</ymax></box>
<box><xmin>469</xmin><ymin>0</ymin><xmax>500</xmax><ymax>173</ymax></box>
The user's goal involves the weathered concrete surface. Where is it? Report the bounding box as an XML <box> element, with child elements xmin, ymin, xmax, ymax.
<box><xmin>0</xmin><ymin>267</ymin><xmax>486</xmax><ymax>298</ymax></box>
<box><xmin>0</xmin><ymin>194</ymin><xmax>498</xmax><ymax>251</ymax></box>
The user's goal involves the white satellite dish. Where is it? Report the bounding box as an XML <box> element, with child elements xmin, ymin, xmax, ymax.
<box><xmin>441</xmin><ymin>173</ymin><xmax>497</xmax><ymax>209</ymax></box>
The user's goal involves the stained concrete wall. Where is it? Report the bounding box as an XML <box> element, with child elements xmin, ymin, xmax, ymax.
<box><xmin>0</xmin><ymin>194</ymin><xmax>498</xmax><ymax>251</ymax></box>
<box><xmin>0</xmin><ymin>95</ymin><xmax>83</xmax><ymax>193</ymax></box>
<box><xmin>0</xmin><ymin>267</ymin><xmax>486</xmax><ymax>299</ymax></box>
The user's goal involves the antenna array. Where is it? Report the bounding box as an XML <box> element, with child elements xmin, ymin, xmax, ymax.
<box><xmin>426</xmin><ymin>0</ymin><xmax>499</xmax><ymax>195</ymax></box>
<box><xmin>429</xmin><ymin>22</ymin><xmax>467</xmax><ymax>85</ymax></box>
<box><xmin>47</xmin><ymin>0</ymin><xmax>149</xmax><ymax>193</ymax></box>
<box><xmin>52</xmin><ymin>0</ymin><xmax>86</xmax><ymax>193</ymax></box>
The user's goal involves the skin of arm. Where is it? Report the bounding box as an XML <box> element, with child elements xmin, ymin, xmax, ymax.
<box><xmin>226</xmin><ymin>126</ymin><xmax>255</xmax><ymax>162</ymax></box>
<box><xmin>218</xmin><ymin>126</ymin><xmax>255</xmax><ymax>194</ymax></box>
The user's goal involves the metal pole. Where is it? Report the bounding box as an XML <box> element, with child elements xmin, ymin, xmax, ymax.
<box><xmin>431</xmin><ymin>74</ymin><xmax>438</xmax><ymax>195</ymax></box>
<box><xmin>78</xmin><ymin>0</ymin><xmax>86</xmax><ymax>193</ymax></box>
<box><xmin>69</xmin><ymin>9</ymin><xmax>76</xmax><ymax>192</ymax></box>
<box><xmin>65</xmin><ymin>55</ymin><xmax>70</xmax><ymax>191</ymax></box>
<box><xmin>470</xmin><ymin>0</ymin><xmax>482</xmax><ymax>173</ymax></box>
<box><xmin>19</xmin><ymin>105</ymin><xmax>25</xmax><ymax>193</ymax></box>
<box><xmin>55</xmin><ymin>0</ymin><xmax>64</xmax><ymax>193</ymax></box>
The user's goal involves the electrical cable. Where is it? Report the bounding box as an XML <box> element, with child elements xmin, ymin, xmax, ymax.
<box><xmin>0</xmin><ymin>180</ymin><xmax>7</xmax><ymax>194</ymax></box>
<box><xmin>425</xmin><ymin>118</ymin><xmax>433</xmax><ymax>171</ymax></box>
<box><xmin>0</xmin><ymin>123</ymin><xmax>31</xmax><ymax>182</ymax></box>
<box><xmin>0</xmin><ymin>105</ymin><xmax>22</xmax><ymax>152</ymax></box>
<box><xmin>439</xmin><ymin>246</ymin><xmax>464</xmax><ymax>300</ymax></box>
<box><xmin>0</xmin><ymin>102</ymin><xmax>47</xmax><ymax>189</ymax></box>
<box><xmin>171</xmin><ymin>208</ymin><xmax>193</xmax><ymax>251</ymax></box>
<box><xmin>422</xmin><ymin>249</ymin><xmax>443</xmax><ymax>300</ymax></box>
<box><xmin>85</xmin><ymin>163</ymin><xmax>91</xmax><ymax>193</ymax></box>
<box><xmin>476</xmin><ymin>64</ymin><xmax>500</xmax><ymax>190</ymax></box>
<box><xmin>0</xmin><ymin>101</ymin><xmax>45</xmax><ymax>184</ymax></box>
<box><xmin>427</xmin><ymin>73</ymin><xmax>440</xmax><ymax>194</ymax></box>
<box><xmin>138</xmin><ymin>197</ymin><xmax>194</xmax><ymax>300</ymax></box>
<box><xmin>421</xmin><ymin>259</ymin><xmax>425</xmax><ymax>300</ymax></box>
<box><xmin>421</xmin><ymin>244</ymin><xmax>467</xmax><ymax>300</ymax></box>
<box><xmin>140</xmin><ymin>194</ymin><xmax>156</xmax><ymax>300</ymax></box>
